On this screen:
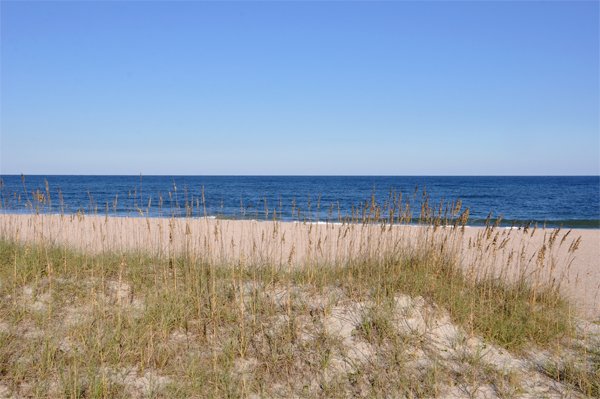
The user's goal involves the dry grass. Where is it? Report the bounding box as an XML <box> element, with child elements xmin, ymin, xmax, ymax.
<box><xmin>0</xmin><ymin>183</ymin><xmax>598</xmax><ymax>398</ymax></box>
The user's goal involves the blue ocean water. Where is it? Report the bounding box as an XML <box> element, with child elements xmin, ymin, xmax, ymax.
<box><xmin>1</xmin><ymin>176</ymin><xmax>598</xmax><ymax>229</ymax></box>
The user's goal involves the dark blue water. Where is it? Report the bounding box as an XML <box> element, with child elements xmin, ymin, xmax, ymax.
<box><xmin>1</xmin><ymin>176</ymin><xmax>598</xmax><ymax>229</ymax></box>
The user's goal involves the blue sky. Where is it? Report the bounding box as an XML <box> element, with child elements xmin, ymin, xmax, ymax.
<box><xmin>1</xmin><ymin>1</ymin><xmax>598</xmax><ymax>175</ymax></box>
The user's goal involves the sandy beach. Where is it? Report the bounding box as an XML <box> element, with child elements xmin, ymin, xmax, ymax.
<box><xmin>1</xmin><ymin>213</ymin><xmax>598</xmax><ymax>320</ymax></box>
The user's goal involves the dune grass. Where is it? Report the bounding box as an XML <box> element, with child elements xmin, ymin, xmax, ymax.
<box><xmin>0</xmin><ymin>183</ymin><xmax>597</xmax><ymax>398</ymax></box>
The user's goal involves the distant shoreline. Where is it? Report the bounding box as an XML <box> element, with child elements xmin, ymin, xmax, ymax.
<box><xmin>1</xmin><ymin>210</ymin><xmax>598</xmax><ymax>230</ymax></box>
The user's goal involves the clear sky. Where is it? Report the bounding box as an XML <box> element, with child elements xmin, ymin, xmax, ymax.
<box><xmin>1</xmin><ymin>1</ymin><xmax>598</xmax><ymax>175</ymax></box>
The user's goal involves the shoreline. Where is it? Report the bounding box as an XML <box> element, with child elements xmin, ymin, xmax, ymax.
<box><xmin>2</xmin><ymin>210</ymin><xmax>599</xmax><ymax>230</ymax></box>
<box><xmin>1</xmin><ymin>213</ymin><xmax>598</xmax><ymax>320</ymax></box>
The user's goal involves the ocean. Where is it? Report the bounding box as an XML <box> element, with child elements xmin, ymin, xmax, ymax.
<box><xmin>1</xmin><ymin>175</ymin><xmax>598</xmax><ymax>229</ymax></box>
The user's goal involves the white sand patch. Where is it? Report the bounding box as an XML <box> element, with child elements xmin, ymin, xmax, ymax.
<box><xmin>63</xmin><ymin>305</ymin><xmax>92</xmax><ymax>326</ymax></box>
<box><xmin>104</xmin><ymin>366</ymin><xmax>171</xmax><ymax>398</ymax></box>
<box><xmin>22</xmin><ymin>327</ymin><xmax>44</xmax><ymax>340</ymax></box>
<box><xmin>22</xmin><ymin>286</ymin><xmax>33</xmax><ymax>299</ymax></box>
<box><xmin>105</xmin><ymin>279</ymin><xmax>133</xmax><ymax>305</ymax></box>
<box><xmin>58</xmin><ymin>336</ymin><xmax>74</xmax><ymax>353</ymax></box>
<box><xmin>394</xmin><ymin>294</ymin><xmax>428</xmax><ymax>335</ymax></box>
<box><xmin>324</xmin><ymin>302</ymin><xmax>375</xmax><ymax>368</ymax></box>
<box><xmin>233</xmin><ymin>357</ymin><xmax>259</xmax><ymax>376</ymax></box>
<box><xmin>467</xmin><ymin>337</ymin><xmax>528</xmax><ymax>371</ymax></box>
<box><xmin>425</xmin><ymin>313</ymin><xmax>464</xmax><ymax>352</ymax></box>
<box><xmin>0</xmin><ymin>384</ymin><xmax>13</xmax><ymax>399</ymax></box>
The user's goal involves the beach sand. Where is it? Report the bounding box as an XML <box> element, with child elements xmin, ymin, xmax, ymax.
<box><xmin>1</xmin><ymin>213</ymin><xmax>598</xmax><ymax>320</ymax></box>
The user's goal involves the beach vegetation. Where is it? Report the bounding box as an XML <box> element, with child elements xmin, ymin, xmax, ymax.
<box><xmin>0</xmin><ymin>181</ymin><xmax>597</xmax><ymax>398</ymax></box>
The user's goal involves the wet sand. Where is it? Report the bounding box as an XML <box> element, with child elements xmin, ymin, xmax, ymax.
<box><xmin>1</xmin><ymin>213</ymin><xmax>598</xmax><ymax>320</ymax></box>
